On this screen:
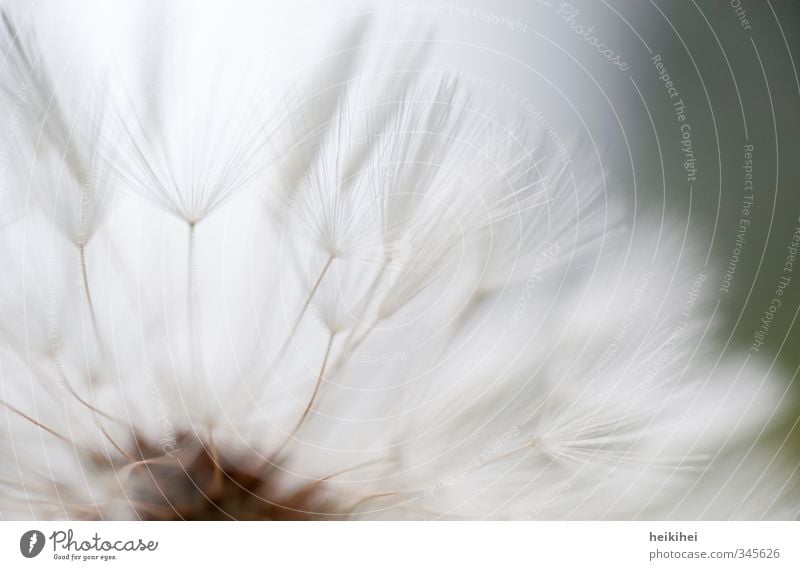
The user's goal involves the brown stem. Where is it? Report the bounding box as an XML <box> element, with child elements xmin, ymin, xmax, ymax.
<box><xmin>270</xmin><ymin>332</ymin><xmax>335</xmax><ymax>463</ymax></box>
<box><xmin>329</xmin><ymin>262</ymin><xmax>388</xmax><ymax>375</ymax></box>
<box><xmin>291</xmin><ymin>332</ymin><xmax>335</xmax><ymax>435</ymax></box>
<box><xmin>272</xmin><ymin>255</ymin><xmax>334</xmax><ymax>367</ymax></box>
<box><xmin>79</xmin><ymin>242</ymin><xmax>99</xmax><ymax>334</ymax></box>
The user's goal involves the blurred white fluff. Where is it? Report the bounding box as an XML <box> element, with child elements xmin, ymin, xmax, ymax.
<box><xmin>0</xmin><ymin>6</ymin><xmax>797</xmax><ymax>521</ymax></box>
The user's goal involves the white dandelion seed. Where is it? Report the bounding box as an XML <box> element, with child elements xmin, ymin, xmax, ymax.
<box><xmin>102</xmin><ymin>13</ymin><xmax>278</xmax><ymax>228</ymax></box>
<box><xmin>0</xmin><ymin>9</ymin><xmax>797</xmax><ymax>522</ymax></box>
<box><xmin>0</xmin><ymin>11</ymin><xmax>115</xmax><ymax>331</ymax></box>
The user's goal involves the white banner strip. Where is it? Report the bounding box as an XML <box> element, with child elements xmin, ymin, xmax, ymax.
<box><xmin>1</xmin><ymin>521</ymin><xmax>798</xmax><ymax>569</ymax></box>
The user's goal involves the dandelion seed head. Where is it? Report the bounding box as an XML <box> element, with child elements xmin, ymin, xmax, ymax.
<box><xmin>0</xmin><ymin>8</ymin><xmax>797</xmax><ymax>522</ymax></box>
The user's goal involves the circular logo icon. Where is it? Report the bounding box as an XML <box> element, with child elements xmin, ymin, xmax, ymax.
<box><xmin>20</xmin><ymin>530</ymin><xmax>45</xmax><ymax>558</ymax></box>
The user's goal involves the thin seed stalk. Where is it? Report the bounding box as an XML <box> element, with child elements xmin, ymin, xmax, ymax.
<box><xmin>79</xmin><ymin>242</ymin><xmax>99</xmax><ymax>334</ymax></box>
<box><xmin>272</xmin><ymin>254</ymin><xmax>334</xmax><ymax>368</ymax></box>
<box><xmin>270</xmin><ymin>332</ymin><xmax>335</xmax><ymax>464</ymax></box>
